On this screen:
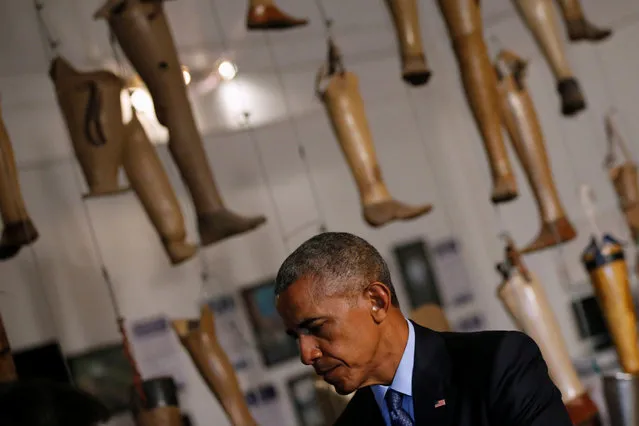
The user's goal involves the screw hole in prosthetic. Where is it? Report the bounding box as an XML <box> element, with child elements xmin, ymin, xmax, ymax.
<box><xmin>158</xmin><ymin>61</ymin><xmax>168</xmax><ymax>70</ymax></box>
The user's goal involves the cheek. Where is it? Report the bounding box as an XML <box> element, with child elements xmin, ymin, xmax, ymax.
<box><xmin>328</xmin><ymin>323</ymin><xmax>378</xmax><ymax>366</ymax></box>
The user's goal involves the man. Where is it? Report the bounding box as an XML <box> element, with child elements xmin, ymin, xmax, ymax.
<box><xmin>275</xmin><ymin>232</ymin><xmax>572</xmax><ymax>426</ymax></box>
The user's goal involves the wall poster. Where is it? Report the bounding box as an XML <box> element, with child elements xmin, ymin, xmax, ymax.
<box><xmin>287</xmin><ymin>372</ymin><xmax>326</xmax><ymax>426</ymax></box>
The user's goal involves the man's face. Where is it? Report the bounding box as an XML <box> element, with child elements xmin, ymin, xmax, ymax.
<box><xmin>276</xmin><ymin>276</ymin><xmax>382</xmax><ymax>394</ymax></box>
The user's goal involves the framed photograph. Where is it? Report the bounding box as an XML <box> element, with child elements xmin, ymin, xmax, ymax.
<box><xmin>571</xmin><ymin>294</ymin><xmax>613</xmax><ymax>351</ymax></box>
<box><xmin>392</xmin><ymin>238</ymin><xmax>441</xmax><ymax>309</ymax></box>
<box><xmin>241</xmin><ymin>278</ymin><xmax>299</xmax><ymax>367</ymax></box>
<box><xmin>287</xmin><ymin>373</ymin><xmax>326</xmax><ymax>426</ymax></box>
<box><xmin>66</xmin><ymin>343</ymin><xmax>134</xmax><ymax>415</ymax></box>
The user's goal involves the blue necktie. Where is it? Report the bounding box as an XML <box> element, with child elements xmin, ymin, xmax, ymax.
<box><xmin>385</xmin><ymin>388</ymin><xmax>414</xmax><ymax>426</ymax></box>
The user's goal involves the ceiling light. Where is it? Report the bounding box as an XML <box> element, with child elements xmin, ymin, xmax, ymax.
<box><xmin>217</xmin><ymin>60</ymin><xmax>238</xmax><ymax>81</ymax></box>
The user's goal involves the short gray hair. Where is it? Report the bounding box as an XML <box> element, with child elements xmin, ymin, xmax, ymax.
<box><xmin>274</xmin><ymin>232</ymin><xmax>399</xmax><ymax>306</ymax></box>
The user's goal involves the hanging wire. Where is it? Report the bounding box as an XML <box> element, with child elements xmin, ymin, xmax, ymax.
<box><xmin>33</xmin><ymin>0</ymin><xmax>60</xmax><ymax>60</ymax></box>
<box><xmin>314</xmin><ymin>0</ymin><xmax>334</xmax><ymax>37</ymax></box>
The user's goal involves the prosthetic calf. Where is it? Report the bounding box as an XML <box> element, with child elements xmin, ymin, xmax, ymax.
<box><xmin>315</xmin><ymin>39</ymin><xmax>432</xmax><ymax>227</ymax></box>
<box><xmin>246</xmin><ymin>0</ymin><xmax>308</xmax><ymax>30</ymax></box>
<box><xmin>495</xmin><ymin>50</ymin><xmax>576</xmax><ymax>253</ymax></box>
<box><xmin>49</xmin><ymin>56</ymin><xmax>129</xmax><ymax>197</ymax></box>
<box><xmin>123</xmin><ymin>114</ymin><xmax>197</xmax><ymax>265</ymax></box>
<box><xmin>436</xmin><ymin>0</ymin><xmax>518</xmax><ymax>203</ymax></box>
<box><xmin>172</xmin><ymin>305</ymin><xmax>257</xmax><ymax>426</ymax></box>
<box><xmin>384</xmin><ymin>0</ymin><xmax>432</xmax><ymax>86</ymax></box>
<box><xmin>512</xmin><ymin>0</ymin><xmax>586</xmax><ymax>116</ymax></box>
<box><xmin>0</xmin><ymin>312</ymin><xmax>17</xmax><ymax>383</ymax></box>
<box><xmin>0</xmin><ymin>101</ymin><xmax>38</xmax><ymax>260</ymax></box>
<box><xmin>95</xmin><ymin>0</ymin><xmax>266</xmax><ymax>246</ymax></box>
<box><xmin>497</xmin><ymin>238</ymin><xmax>600</xmax><ymax>426</ymax></box>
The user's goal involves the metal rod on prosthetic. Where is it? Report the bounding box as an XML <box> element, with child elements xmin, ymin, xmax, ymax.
<box><xmin>314</xmin><ymin>38</ymin><xmax>432</xmax><ymax>227</ymax></box>
<box><xmin>496</xmin><ymin>235</ymin><xmax>600</xmax><ymax>426</ymax></box>
<box><xmin>495</xmin><ymin>50</ymin><xmax>576</xmax><ymax>253</ymax></box>
<box><xmin>172</xmin><ymin>305</ymin><xmax>257</xmax><ymax>426</ymax></box>
<box><xmin>49</xmin><ymin>56</ymin><xmax>129</xmax><ymax>198</ymax></box>
<box><xmin>436</xmin><ymin>0</ymin><xmax>517</xmax><ymax>203</ymax></box>
<box><xmin>512</xmin><ymin>0</ymin><xmax>586</xmax><ymax>116</ymax></box>
<box><xmin>123</xmin><ymin>113</ymin><xmax>197</xmax><ymax>266</ymax></box>
<box><xmin>554</xmin><ymin>0</ymin><xmax>611</xmax><ymax>42</ymax></box>
<box><xmin>384</xmin><ymin>0</ymin><xmax>432</xmax><ymax>86</ymax></box>
<box><xmin>94</xmin><ymin>0</ymin><xmax>266</xmax><ymax>246</ymax></box>
<box><xmin>246</xmin><ymin>0</ymin><xmax>308</xmax><ymax>30</ymax></box>
<box><xmin>0</xmin><ymin>100</ymin><xmax>38</xmax><ymax>260</ymax></box>
<box><xmin>131</xmin><ymin>377</ymin><xmax>185</xmax><ymax>426</ymax></box>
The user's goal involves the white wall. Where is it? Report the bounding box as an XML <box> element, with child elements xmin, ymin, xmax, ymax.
<box><xmin>2</xmin><ymin>0</ymin><xmax>639</xmax><ymax>424</ymax></box>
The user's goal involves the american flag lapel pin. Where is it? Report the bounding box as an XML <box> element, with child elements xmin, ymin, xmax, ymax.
<box><xmin>434</xmin><ymin>399</ymin><xmax>446</xmax><ymax>408</ymax></box>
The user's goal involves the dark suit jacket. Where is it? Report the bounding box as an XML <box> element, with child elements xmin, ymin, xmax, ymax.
<box><xmin>334</xmin><ymin>323</ymin><xmax>572</xmax><ymax>426</ymax></box>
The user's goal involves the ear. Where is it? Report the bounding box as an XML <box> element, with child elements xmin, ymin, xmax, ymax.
<box><xmin>366</xmin><ymin>282</ymin><xmax>392</xmax><ymax>323</ymax></box>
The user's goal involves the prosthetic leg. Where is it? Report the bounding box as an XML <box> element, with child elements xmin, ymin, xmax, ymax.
<box><xmin>495</xmin><ymin>50</ymin><xmax>576</xmax><ymax>253</ymax></box>
<box><xmin>554</xmin><ymin>0</ymin><xmax>611</xmax><ymax>42</ymax></box>
<box><xmin>582</xmin><ymin>234</ymin><xmax>639</xmax><ymax>374</ymax></box>
<box><xmin>123</xmin><ymin>114</ymin><xmax>197</xmax><ymax>265</ymax></box>
<box><xmin>436</xmin><ymin>0</ymin><xmax>517</xmax><ymax>203</ymax></box>
<box><xmin>246</xmin><ymin>0</ymin><xmax>308</xmax><ymax>30</ymax></box>
<box><xmin>410</xmin><ymin>303</ymin><xmax>451</xmax><ymax>332</ymax></box>
<box><xmin>384</xmin><ymin>0</ymin><xmax>432</xmax><ymax>86</ymax></box>
<box><xmin>497</xmin><ymin>237</ymin><xmax>600</xmax><ymax>426</ymax></box>
<box><xmin>512</xmin><ymin>0</ymin><xmax>586</xmax><ymax>116</ymax></box>
<box><xmin>0</xmin><ymin>101</ymin><xmax>38</xmax><ymax>260</ymax></box>
<box><xmin>131</xmin><ymin>377</ymin><xmax>184</xmax><ymax>426</ymax></box>
<box><xmin>49</xmin><ymin>56</ymin><xmax>129</xmax><ymax>197</ymax></box>
<box><xmin>315</xmin><ymin>39</ymin><xmax>432</xmax><ymax>227</ymax></box>
<box><xmin>172</xmin><ymin>305</ymin><xmax>257</xmax><ymax>426</ymax></box>
<box><xmin>0</xmin><ymin>312</ymin><xmax>17</xmax><ymax>383</ymax></box>
<box><xmin>95</xmin><ymin>0</ymin><xmax>266</xmax><ymax>246</ymax></box>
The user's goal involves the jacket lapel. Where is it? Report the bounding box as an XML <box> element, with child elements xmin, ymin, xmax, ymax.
<box><xmin>411</xmin><ymin>322</ymin><xmax>457</xmax><ymax>426</ymax></box>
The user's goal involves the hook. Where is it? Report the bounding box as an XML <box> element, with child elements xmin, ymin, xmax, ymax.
<box><xmin>580</xmin><ymin>184</ymin><xmax>602</xmax><ymax>239</ymax></box>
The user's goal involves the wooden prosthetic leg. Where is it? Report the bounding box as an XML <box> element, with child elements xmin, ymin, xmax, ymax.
<box><xmin>95</xmin><ymin>0</ymin><xmax>266</xmax><ymax>246</ymax></box>
<box><xmin>495</xmin><ymin>50</ymin><xmax>576</xmax><ymax>253</ymax></box>
<box><xmin>384</xmin><ymin>0</ymin><xmax>432</xmax><ymax>86</ymax></box>
<box><xmin>582</xmin><ymin>234</ymin><xmax>639</xmax><ymax>374</ymax></box>
<box><xmin>131</xmin><ymin>377</ymin><xmax>184</xmax><ymax>426</ymax></box>
<box><xmin>123</xmin><ymin>114</ymin><xmax>197</xmax><ymax>265</ymax></box>
<box><xmin>410</xmin><ymin>304</ymin><xmax>451</xmax><ymax>332</ymax></box>
<box><xmin>49</xmin><ymin>56</ymin><xmax>129</xmax><ymax>197</ymax></box>
<box><xmin>246</xmin><ymin>0</ymin><xmax>308</xmax><ymax>30</ymax></box>
<box><xmin>436</xmin><ymin>0</ymin><xmax>517</xmax><ymax>203</ymax></box>
<box><xmin>0</xmin><ymin>312</ymin><xmax>17</xmax><ymax>383</ymax></box>
<box><xmin>0</xmin><ymin>102</ymin><xmax>38</xmax><ymax>261</ymax></box>
<box><xmin>172</xmin><ymin>305</ymin><xmax>257</xmax><ymax>426</ymax></box>
<box><xmin>497</xmin><ymin>238</ymin><xmax>600</xmax><ymax>426</ymax></box>
<box><xmin>555</xmin><ymin>0</ymin><xmax>611</xmax><ymax>42</ymax></box>
<box><xmin>315</xmin><ymin>40</ymin><xmax>432</xmax><ymax>227</ymax></box>
<box><xmin>513</xmin><ymin>0</ymin><xmax>586</xmax><ymax>116</ymax></box>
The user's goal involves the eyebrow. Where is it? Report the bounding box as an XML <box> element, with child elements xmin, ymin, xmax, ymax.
<box><xmin>286</xmin><ymin>317</ymin><xmax>323</xmax><ymax>337</ymax></box>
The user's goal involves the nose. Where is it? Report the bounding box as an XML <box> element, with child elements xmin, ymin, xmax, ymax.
<box><xmin>298</xmin><ymin>335</ymin><xmax>321</xmax><ymax>365</ymax></box>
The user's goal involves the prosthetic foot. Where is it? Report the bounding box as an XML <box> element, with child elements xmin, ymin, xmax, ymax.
<box><xmin>0</xmin><ymin>102</ymin><xmax>38</xmax><ymax>261</ymax></box>
<box><xmin>95</xmin><ymin>0</ymin><xmax>266</xmax><ymax>246</ymax></box>
<box><xmin>582</xmin><ymin>234</ymin><xmax>639</xmax><ymax>374</ymax></box>
<box><xmin>123</xmin><ymin>114</ymin><xmax>197</xmax><ymax>265</ymax></box>
<box><xmin>436</xmin><ymin>0</ymin><xmax>518</xmax><ymax>203</ymax></box>
<box><xmin>315</xmin><ymin>41</ymin><xmax>432</xmax><ymax>227</ymax></box>
<box><xmin>495</xmin><ymin>50</ymin><xmax>576</xmax><ymax>254</ymax></box>
<box><xmin>172</xmin><ymin>306</ymin><xmax>257</xmax><ymax>426</ymax></box>
<box><xmin>385</xmin><ymin>0</ymin><xmax>432</xmax><ymax>86</ymax></box>
<box><xmin>513</xmin><ymin>0</ymin><xmax>586</xmax><ymax>116</ymax></box>
<box><xmin>49</xmin><ymin>56</ymin><xmax>129</xmax><ymax>197</ymax></box>
<box><xmin>131</xmin><ymin>377</ymin><xmax>184</xmax><ymax>426</ymax></box>
<box><xmin>555</xmin><ymin>0</ymin><xmax>612</xmax><ymax>42</ymax></box>
<box><xmin>497</xmin><ymin>239</ymin><xmax>600</xmax><ymax>426</ymax></box>
<box><xmin>246</xmin><ymin>0</ymin><xmax>308</xmax><ymax>30</ymax></box>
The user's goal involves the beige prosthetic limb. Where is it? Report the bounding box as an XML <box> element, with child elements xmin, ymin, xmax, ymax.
<box><xmin>554</xmin><ymin>0</ymin><xmax>611</xmax><ymax>42</ymax></box>
<box><xmin>49</xmin><ymin>56</ymin><xmax>129</xmax><ymax>197</ymax></box>
<box><xmin>436</xmin><ymin>0</ymin><xmax>517</xmax><ymax>203</ymax></box>
<box><xmin>0</xmin><ymin>101</ymin><xmax>38</xmax><ymax>260</ymax></box>
<box><xmin>384</xmin><ymin>0</ymin><xmax>432</xmax><ymax>86</ymax></box>
<box><xmin>582</xmin><ymin>234</ymin><xmax>639</xmax><ymax>374</ymax></box>
<box><xmin>123</xmin><ymin>113</ymin><xmax>197</xmax><ymax>265</ymax></box>
<box><xmin>315</xmin><ymin>39</ymin><xmax>432</xmax><ymax>227</ymax></box>
<box><xmin>95</xmin><ymin>0</ymin><xmax>266</xmax><ymax>247</ymax></box>
<box><xmin>0</xmin><ymin>312</ymin><xmax>17</xmax><ymax>383</ymax></box>
<box><xmin>131</xmin><ymin>377</ymin><xmax>185</xmax><ymax>426</ymax></box>
<box><xmin>495</xmin><ymin>50</ymin><xmax>576</xmax><ymax>253</ymax></box>
<box><xmin>410</xmin><ymin>303</ymin><xmax>451</xmax><ymax>332</ymax></box>
<box><xmin>497</xmin><ymin>237</ymin><xmax>600</xmax><ymax>426</ymax></box>
<box><xmin>512</xmin><ymin>0</ymin><xmax>586</xmax><ymax>116</ymax></box>
<box><xmin>246</xmin><ymin>0</ymin><xmax>308</xmax><ymax>30</ymax></box>
<box><xmin>172</xmin><ymin>305</ymin><xmax>257</xmax><ymax>426</ymax></box>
